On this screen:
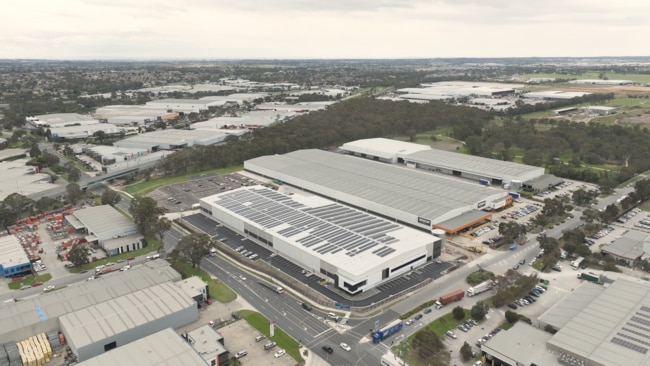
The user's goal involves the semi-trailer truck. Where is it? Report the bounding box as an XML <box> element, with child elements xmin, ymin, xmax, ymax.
<box><xmin>372</xmin><ymin>319</ymin><xmax>403</xmax><ymax>343</ymax></box>
<box><xmin>434</xmin><ymin>289</ymin><xmax>465</xmax><ymax>309</ymax></box>
<box><xmin>466</xmin><ymin>280</ymin><xmax>493</xmax><ymax>297</ymax></box>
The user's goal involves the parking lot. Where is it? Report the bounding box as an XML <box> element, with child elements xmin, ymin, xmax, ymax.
<box><xmin>150</xmin><ymin>173</ymin><xmax>266</xmax><ymax>212</ymax></box>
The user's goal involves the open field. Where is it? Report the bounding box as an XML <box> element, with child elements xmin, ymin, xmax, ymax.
<box><xmin>515</xmin><ymin>72</ymin><xmax>650</xmax><ymax>84</ymax></box>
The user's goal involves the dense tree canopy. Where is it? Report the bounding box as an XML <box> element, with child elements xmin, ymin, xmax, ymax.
<box><xmin>129</xmin><ymin>196</ymin><xmax>167</xmax><ymax>237</ymax></box>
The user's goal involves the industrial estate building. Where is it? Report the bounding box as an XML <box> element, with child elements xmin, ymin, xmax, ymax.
<box><xmin>200</xmin><ymin>186</ymin><xmax>441</xmax><ymax>295</ymax></box>
<box><xmin>0</xmin><ymin>235</ymin><xmax>31</xmax><ymax>278</ymax></box>
<box><xmin>0</xmin><ymin>156</ymin><xmax>62</xmax><ymax>201</ymax></box>
<box><xmin>0</xmin><ymin>261</ymin><xmax>220</xmax><ymax>364</ymax></box>
<box><xmin>66</xmin><ymin>205</ymin><xmax>142</xmax><ymax>256</ymax></box>
<box><xmin>601</xmin><ymin>230</ymin><xmax>650</xmax><ymax>266</ymax></box>
<box><xmin>483</xmin><ymin>277</ymin><xmax>650</xmax><ymax>366</ymax></box>
<box><xmin>340</xmin><ymin>138</ymin><xmax>545</xmax><ymax>188</ymax></box>
<box><xmin>245</xmin><ymin>148</ymin><xmax>515</xmax><ymax>234</ymax></box>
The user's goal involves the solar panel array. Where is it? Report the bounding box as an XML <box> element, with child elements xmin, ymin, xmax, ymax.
<box><xmin>609</xmin><ymin>306</ymin><xmax>650</xmax><ymax>354</ymax></box>
<box><xmin>213</xmin><ymin>188</ymin><xmax>402</xmax><ymax>258</ymax></box>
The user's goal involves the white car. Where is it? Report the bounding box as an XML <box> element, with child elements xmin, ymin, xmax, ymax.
<box><xmin>43</xmin><ymin>285</ymin><xmax>55</xmax><ymax>292</ymax></box>
<box><xmin>87</xmin><ymin>276</ymin><xmax>95</xmax><ymax>281</ymax></box>
<box><xmin>120</xmin><ymin>265</ymin><xmax>131</xmax><ymax>271</ymax></box>
<box><xmin>239</xmin><ymin>275</ymin><xmax>246</xmax><ymax>281</ymax></box>
<box><xmin>340</xmin><ymin>343</ymin><xmax>351</xmax><ymax>352</ymax></box>
<box><xmin>274</xmin><ymin>349</ymin><xmax>286</xmax><ymax>358</ymax></box>
<box><xmin>405</xmin><ymin>319</ymin><xmax>414</xmax><ymax>326</ymax></box>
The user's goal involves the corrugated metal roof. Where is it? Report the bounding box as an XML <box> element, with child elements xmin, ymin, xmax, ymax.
<box><xmin>60</xmin><ymin>282</ymin><xmax>196</xmax><ymax>349</ymax></box>
<box><xmin>75</xmin><ymin>328</ymin><xmax>207</xmax><ymax>366</ymax></box>
<box><xmin>548</xmin><ymin>279</ymin><xmax>650</xmax><ymax>366</ymax></box>
<box><xmin>73</xmin><ymin>205</ymin><xmax>136</xmax><ymax>239</ymax></box>
<box><xmin>0</xmin><ymin>235</ymin><xmax>30</xmax><ymax>269</ymax></box>
<box><xmin>245</xmin><ymin>149</ymin><xmax>506</xmax><ymax>224</ymax></box>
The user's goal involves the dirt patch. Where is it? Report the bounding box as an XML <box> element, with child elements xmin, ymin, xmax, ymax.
<box><xmin>619</xmin><ymin>113</ymin><xmax>650</xmax><ymax>124</ymax></box>
<box><xmin>551</xmin><ymin>84</ymin><xmax>650</xmax><ymax>96</ymax></box>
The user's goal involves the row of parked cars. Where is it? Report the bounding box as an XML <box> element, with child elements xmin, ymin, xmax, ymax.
<box><xmin>617</xmin><ymin>208</ymin><xmax>641</xmax><ymax>223</ymax></box>
<box><xmin>507</xmin><ymin>285</ymin><xmax>547</xmax><ymax>309</ymax></box>
<box><xmin>476</xmin><ymin>328</ymin><xmax>502</xmax><ymax>348</ymax></box>
<box><xmin>591</xmin><ymin>226</ymin><xmax>615</xmax><ymax>239</ymax></box>
<box><xmin>456</xmin><ymin>319</ymin><xmax>478</xmax><ymax>332</ymax></box>
<box><xmin>471</xmin><ymin>225</ymin><xmax>495</xmax><ymax>237</ymax></box>
<box><xmin>235</xmin><ymin>246</ymin><xmax>258</xmax><ymax>260</ymax></box>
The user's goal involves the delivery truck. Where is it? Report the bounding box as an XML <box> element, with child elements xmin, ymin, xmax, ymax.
<box><xmin>466</xmin><ymin>280</ymin><xmax>493</xmax><ymax>297</ymax></box>
<box><xmin>434</xmin><ymin>289</ymin><xmax>465</xmax><ymax>309</ymax></box>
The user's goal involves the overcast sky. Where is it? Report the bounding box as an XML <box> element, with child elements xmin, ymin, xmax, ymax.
<box><xmin>2</xmin><ymin>0</ymin><xmax>648</xmax><ymax>60</ymax></box>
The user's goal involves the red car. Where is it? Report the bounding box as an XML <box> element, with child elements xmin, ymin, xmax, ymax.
<box><xmin>31</xmin><ymin>282</ymin><xmax>44</xmax><ymax>287</ymax></box>
<box><xmin>11</xmin><ymin>276</ymin><xmax>24</xmax><ymax>282</ymax></box>
<box><xmin>127</xmin><ymin>257</ymin><xmax>135</xmax><ymax>261</ymax></box>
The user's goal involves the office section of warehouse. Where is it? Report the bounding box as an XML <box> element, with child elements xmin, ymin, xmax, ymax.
<box><xmin>244</xmin><ymin>148</ymin><xmax>510</xmax><ymax>234</ymax></box>
<box><xmin>200</xmin><ymin>186</ymin><xmax>441</xmax><ymax>295</ymax></box>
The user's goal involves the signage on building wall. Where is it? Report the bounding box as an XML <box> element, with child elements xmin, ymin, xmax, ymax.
<box><xmin>418</xmin><ymin>217</ymin><xmax>432</xmax><ymax>226</ymax></box>
<box><xmin>477</xmin><ymin>201</ymin><xmax>486</xmax><ymax>208</ymax></box>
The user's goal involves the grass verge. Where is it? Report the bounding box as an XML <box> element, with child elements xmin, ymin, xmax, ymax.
<box><xmin>8</xmin><ymin>273</ymin><xmax>53</xmax><ymax>290</ymax></box>
<box><xmin>239</xmin><ymin>309</ymin><xmax>304</xmax><ymax>363</ymax></box>
<box><xmin>174</xmin><ymin>261</ymin><xmax>237</xmax><ymax>303</ymax></box>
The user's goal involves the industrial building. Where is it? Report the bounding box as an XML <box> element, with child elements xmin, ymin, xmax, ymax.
<box><xmin>200</xmin><ymin>186</ymin><xmax>441</xmax><ymax>295</ymax></box>
<box><xmin>26</xmin><ymin>113</ymin><xmax>98</xmax><ymax>129</ymax></box>
<box><xmin>245</xmin><ymin>149</ymin><xmax>510</xmax><ymax>234</ymax></box>
<box><xmin>144</xmin><ymin>99</ymin><xmax>212</xmax><ymax>113</ymax></box>
<box><xmin>0</xmin><ymin>158</ymin><xmax>62</xmax><ymax>201</ymax></box>
<box><xmin>76</xmin><ymin>328</ymin><xmax>209</xmax><ymax>366</ymax></box>
<box><xmin>521</xmin><ymin>90</ymin><xmax>593</xmax><ymax>100</ymax></box>
<box><xmin>0</xmin><ymin>235</ymin><xmax>32</xmax><ymax>278</ymax></box>
<box><xmin>177</xmin><ymin>276</ymin><xmax>209</xmax><ymax>303</ymax></box>
<box><xmin>0</xmin><ymin>260</ymin><xmax>182</xmax><ymax>343</ymax></box>
<box><xmin>486</xmin><ymin>278</ymin><xmax>650</xmax><ymax>366</ymax></box>
<box><xmin>395</xmin><ymin>81</ymin><xmax>524</xmax><ymax>101</ymax></box>
<box><xmin>114</xmin><ymin>129</ymin><xmax>229</xmax><ymax>151</ymax></box>
<box><xmin>184</xmin><ymin>325</ymin><xmax>229</xmax><ymax>366</ymax></box>
<box><xmin>601</xmin><ymin>230</ymin><xmax>650</xmax><ymax>265</ymax></box>
<box><xmin>49</xmin><ymin>123</ymin><xmax>126</xmax><ymax>141</ymax></box>
<box><xmin>568</xmin><ymin>79</ymin><xmax>635</xmax><ymax>85</ymax></box>
<box><xmin>60</xmin><ymin>281</ymin><xmax>198</xmax><ymax>361</ymax></box>
<box><xmin>66</xmin><ymin>205</ymin><xmax>141</xmax><ymax>256</ymax></box>
<box><xmin>191</xmin><ymin>110</ymin><xmax>298</xmax><ymax>131</ymax></box>
<box><xmin>340</xmin><ymin>138</ymin><xmax>545</xmax><ymax>188</ymax></box>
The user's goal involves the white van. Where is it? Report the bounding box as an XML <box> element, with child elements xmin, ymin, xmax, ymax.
<box><xmin>248</xmin><ymin>254</ymin><xmax>258</xmax><ymax>260</ymax></box>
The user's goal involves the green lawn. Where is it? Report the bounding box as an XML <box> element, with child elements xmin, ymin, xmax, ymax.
<box><xmin>239</xmin><ymin>310</ymin><xmax>304</xmax><ymax>363</ymax></box>
<box><xmin>8</xmin><ymin>273</ymin><xmax>52</xmax><ymax>290</ymax></box>
<box><xmin>125</xmin><ymin>165</ymin><xmax>243</xmax><ymax>195</ymax></box>
<box><xmin>173</xmin><ymin>261</ymin><xmax>237</xmax><ymax>303</ymax></box>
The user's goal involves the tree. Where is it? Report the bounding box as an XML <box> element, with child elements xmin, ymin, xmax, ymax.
<box><xmin>170</xmin><ymin>233</ymin><xmax>215</xmax><ymax>268</ymax></box>
<box><xmin>68</xmin><ymin>167</ymin><xmax>81</xmax><ymax>183</ymax></box>
<box><xmin>460</xmin><ymin>341</ymin><xmax>473</xmax><ymax>362</ymax></box>
<box><xmin>470</xmin><ymin>301</ymin><xmax>489</xmax><ymax>321</ymax></box>
<box><xmin>66</xmin><ymin>183</ymin><xmax>83</xmax><ymax>204</ymax></box>
<box><xmin>411</xmin><ymin>328</ymin><xmax>448</xmax><ymax>364</ymax></box>
<box><xmin>35</xmin><ymin>196</ymin><xmax>62</xmax><ymax>212</ymax></box>
<box><xmin>452</xmin><ymin>306</ymin><xmax>465</xmax><ymax>321</ymax></box>
<box><xmin>498</xmin><ymin>221</ymin><xmax>526</xmax><ymax>243</ymax></box>
<box><xmin>29</xmin><ymin>144</ymin><xmax>41</xmax><ymax>158</ymax></box>
<box><xmin>93</xmin><ymin>130</ymin><xmax>107</xmax><ymax>144</ymax></box>
<box><xmin>130</xmin><ymin>196</ymin><xmax>167</xmax><ymax>237</ymax></box>
<box><xmin>505</xmin><ymin>310</ymin><xmax>519</xmax><ymax>324</ymax></box>
<box><xmin>68</xmin><ymin>243</ymin><xmax>90</xmax><ymax>268</ymax></box>
<box><xmin>153</xmin><ymin>217</ymin><xmax>172</xmax><ymax>242</ymax></box>
<box><xmin>101</xmin><ymin>189</ymin><xmax>122</xmax><ymax>206</ymax></box>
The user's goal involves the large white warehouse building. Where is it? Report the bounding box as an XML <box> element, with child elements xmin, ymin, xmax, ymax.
<box><xmin>200</xmin><ymin>187</ymin><xmax>441</xmax><ymax>295</ymax></box>
<box><xmin>244</xmin><ymin>149</ymin><xmax>508</xmax><ymax>234</ymax></box>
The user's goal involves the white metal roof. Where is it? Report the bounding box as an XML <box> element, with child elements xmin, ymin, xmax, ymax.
<box><xmin>60</xmin><ymin>282</ymin><xmax>196</xmax><ymax>350</ymax></box>
<box><xmin>202</xmin><ymin>186</ymin><xmax>435</xmax><ymax>277</ymax></box>
<box><xmin>548</xmin><ymin>278</ymin><xmax>650</xmax><ymax>366</ymax></box>
<box><xmin>341</xmin><ymin>138</ymin><xmax>431</xmax><ymax>159</ymax></box>
<box><xmin>75</xmin><ymin>328</ymin><xmax>207</xmax><ymax>366</ymax></box>
<box><xmin>245</xmin><ymin>149</ymin><xmax>506</xmax><ymax>224</ymax></box>
<box><xmin>404</xmin><ymin>148</ymin><xmax>544</xmax><ymax>182</ymax></box>
<box><xmin>522</xmin><ymin>90</ymin><xmax>593</xmax><ymax>99</ymax></box>
<box><xmin>481</xmin><ymin>322</ymin><xmax>556</xmax><ymax>365</ymax></box>
<box><xmin>72</xmin><ymin>205</ymin><xmax>136</xmax><ymax>239</ymax></box>
<box><xmin>0</xmin><ymin>235</ymin><xmax>30</xmax><ymax>269</ymax></box>
<box><xmin>114</xmin><ymin>129</ymin><xmax>228</xmax><ymax>150</ymax></box>
<box><xmin>538</xmin><ymin>281</ymin><xmax>606</xmax><ymax>330</ymax></box>
<box><xmin>0</xmin><ymin>261</ymin><xmax>181</xmax><ymax>342</ymax></box>
<box><xmin>0</xmin><ymin>159</ymin><xmax>60</xmax><ymax>201</ymax></box>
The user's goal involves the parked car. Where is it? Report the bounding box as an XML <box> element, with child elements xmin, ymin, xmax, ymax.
<box><xmin>507</xmin><ymin>303</ymin><xmax>518</xmax><ymax>309</ymax></box>
<box><xmin>234</xmin><ymin>350</ymin><xmax>247</xmax><ymax>359</ymax></box>
<box><xmin>255</xmin><ymin>335</ymin><xmax>267</xmax><ymax>342</ymax></box>
<box><xmin>414</xmin><ymin>314</ymin><xmax>423</xmax><ymax>320</ymax></box>
<box><xmin>405</xmin><ymin>319</ymin><xmax>414</xmax><ymax>326</ymax></box>
<box><xmin>274</xmin><ymin>349</ymin><xmax>286</xmax><ymax>358</ymax></box>
<box><xmin>423</xmin><ymin>308</ymin><xmax>432</xmax><ymax>314</ymax></box>
<box><xmin>446</xmin><ymin>331</ymin><xmax>457</xmax><ymax>339</ymax></box>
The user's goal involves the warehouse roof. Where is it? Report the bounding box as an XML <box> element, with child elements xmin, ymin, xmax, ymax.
<box><xmin>185</xmin><ymin>325</ymin><xmax>227</xmax><ymax>364</ymax></box>
<box><xmin>75</xmin><ymin>328</ymin><xmax>207</xmax><ymax>366</ymax></box>
<box><xmin>340</xmin><ymin>138</ymin><xmax>431</xmax><ymax>159</ymax></box>
<box><xmin>522</xmin><ymin>90</ymin><xmax>592</xmax><ymax>99</ymax></box>
<box><xmin>202</xmin><ymin>186</ymin><xmax>436</xmax><ymax>277</ymax></box>
<box><xmin>547</xmin><ymin>279</ymin><xmax>650</xmax><ymax>366</ymax></box>
<box><xmin>481</xmin><ymin>322</ymin><xmax>555</xmax><ymax>365</ymax></box>
<box><xmin>0</xmin><ymin>235</ymin><xmax>30</xmax><ymax>269</ymax></box>
<box><xmin>405</xmin><ymin>148</ymin><xmax>543</xmax><ymax>181</ymax></box>
<box><xmin>72</xmin><ymin>205</ymin><xmax>136</xmax><ymax>239</ymax></box>
<box><xmin>538</xmin><ymin>281</ymin><xmax>606</xmax><ymax>330</ymax></box>
<box><xmin>0</xmin><ymin>159</ymin><xmax>61</xmax><ymax>201</ymax></box>
<box><xmin>114</xmin><ymin>129</ymin><xmax>228</xmax><ymax>149</ymax></box>
<box><xmin>603</xmin><ymin>230</ymin><xmax>650</xmax><ymax>260</ymax></box>
<box><xmin>0</xmin><ymin>261</ymin><xmax>181</xmax><ymax>341</ymax></box>
<box><xmin>60</xmin><ymin>282</ymin><xmax>196</xmax><ymax>350</ymax></box>
<box><xmin>245</xmin><ymin>149</ymin><xmax>505</xmax><ymax>224</ymax></box>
